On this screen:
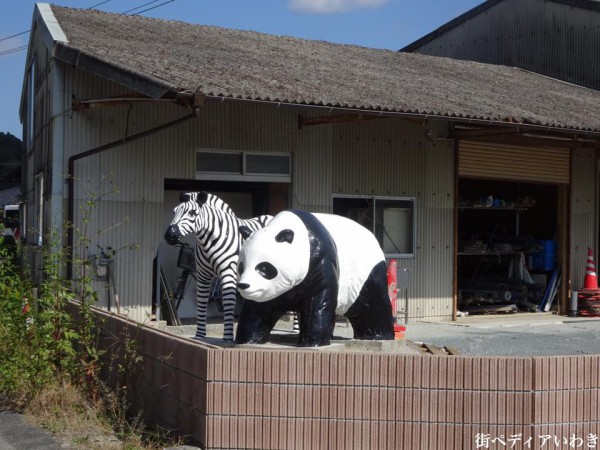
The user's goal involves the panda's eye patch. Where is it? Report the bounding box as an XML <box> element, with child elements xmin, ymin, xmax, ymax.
<box><xmin>255</xmin><ymin>262</ymin><xmax>278</xmax><ymax>280</ymax></box>
<box><xmin>275</xmin><ymin>229</ymin><xmax>294</xmax><ymax>244</ymax></box>
<box><xmin>238</xmin><ymin>261</ymin><xmax>245</xmax><ymax>275</ymax></box>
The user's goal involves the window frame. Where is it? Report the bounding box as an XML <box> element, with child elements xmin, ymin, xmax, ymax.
<box><xmin>332</xmin><ymin>195</ymin><xmax>416</xmax><ymax>259</ymax></box>
<box><xmin>196</xmin><ymin>149</ymin><xmax>291</xmax><ymax>183</ymax></box>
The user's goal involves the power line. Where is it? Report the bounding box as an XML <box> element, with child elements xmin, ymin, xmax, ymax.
<box><xmin>0</xmin><ymin>0</ymin><xmax>177</xmax><ymax>58</ymax></box>
<box><xmin>0</xmin><ymin>0</ymin><xmax>112</xmax><ymax>51</ymax></box>
<box><xmin>88</xmin><ymin>0</ymin><xmax>113</xmax><ymax>8</ymax></box>
<box><xmin>121</xmin><ymin>0</ymin><xmax>161</xmax><ymax>14</ymax></box>
<box><xmin>132</xmin><ymin>0</ymin><xmax>175</xmax><ymax>15</ymax></box>
<box><xmin>0</xmin><ymin>45</ymin><xmax>27</xmax><ymax>56</ymax></box>
<box><xmin>0</xmin><ymin>30</ymin><xmax>30</xmax><ymax>43</ymax></box>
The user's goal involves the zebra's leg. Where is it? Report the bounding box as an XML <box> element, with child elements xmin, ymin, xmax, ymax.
<box><xmin>194</xmin><ymin>275</ymin><xmax>212</xmax><ymax>339</ymax></box>
<box><xmin>292</xmin><ymin>312</ymin><xmax>300</xmax><ymax>333</ymax></box>
<box><xmin>220</xmin><ymin>279</ymin><xmax>237</xmax><ymax>341</ymax></box>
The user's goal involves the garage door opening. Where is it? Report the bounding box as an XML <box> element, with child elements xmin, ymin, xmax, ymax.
<box><xmin>457</xmin><ymin>178</ymin><xmax>566</xmax><ymax>317</ymax></box>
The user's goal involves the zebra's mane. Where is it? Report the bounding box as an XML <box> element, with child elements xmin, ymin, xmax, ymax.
<box><xmin>173</xmin><ymin>191</ymin><xmax>271</xmax><ymax>238</ymax></box>
<box><xmin>180</xmin><ymin>191</ymin><xmax>235</xmax><ymax>216</ymax></box>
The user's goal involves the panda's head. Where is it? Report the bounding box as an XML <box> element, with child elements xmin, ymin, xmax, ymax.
<box><xmin>237</xmin><ymin>211</ymin><xmax>310</xmax><ymax>302</ymax></box>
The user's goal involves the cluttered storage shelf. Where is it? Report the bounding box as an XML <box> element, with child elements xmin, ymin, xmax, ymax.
<box><xmin>457</xmin><ymin>195</ymin><xmax>560</xmax><ymax>316</ymax></box>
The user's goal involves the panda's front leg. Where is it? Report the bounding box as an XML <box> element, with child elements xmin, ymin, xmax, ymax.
<box><xmin>235</xmin><ymin>299</ymin><xmax>284</xmax><ymax>344</ymax></box>
<box><xmin>297</xmin><ymin>289</ymin><xmax>337</xmax><ymax>347</ymax></box>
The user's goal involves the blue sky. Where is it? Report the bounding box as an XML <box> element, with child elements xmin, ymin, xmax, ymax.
<box><xmin>0</xmin><ymin>0</ymin><xmax>482</xmax><ymax>140</ymax></box>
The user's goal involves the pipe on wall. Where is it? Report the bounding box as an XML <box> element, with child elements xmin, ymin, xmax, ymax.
<box><xmin>66</xmin><ymin>109</ymin><xmax>198</xmax><ymax>278</ymax></box>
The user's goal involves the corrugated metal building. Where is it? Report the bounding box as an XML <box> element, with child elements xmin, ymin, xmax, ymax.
<box><xmin>402</xmin><ymin>0</ymin><xmax>600</xmax><ymax>317</ymax></box>
<box><xmin>401</xmin><ymin>0</ymin><xmax>600</xmax><ymax>91</ymax></box>
<box><xmin>20</xmin><ymin>3</ymin><xmax>600</xmax><ymax>324</ymax></box>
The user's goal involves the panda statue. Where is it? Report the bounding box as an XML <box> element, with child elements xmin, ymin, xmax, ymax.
<box><xmin>235</xmin><ymin>209</ymin><xmax>395</xmax><ymax>347</ymax></box>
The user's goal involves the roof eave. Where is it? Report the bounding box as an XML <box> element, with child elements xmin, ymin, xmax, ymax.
<box><xmin>206</xmin><ymin>94</ymin><xmax>600</xmax><ymax>138</ymax></box>
<box><xmin>53</xmin><ymin>42</ymin><xmax>181</xmax><ymax>99</ymax></box>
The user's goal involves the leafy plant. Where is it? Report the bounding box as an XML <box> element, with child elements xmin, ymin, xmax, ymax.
<box><xmin>0</xmin><ymin>176</ymin><xmax>182</xmax><ymax>448</ymax></box>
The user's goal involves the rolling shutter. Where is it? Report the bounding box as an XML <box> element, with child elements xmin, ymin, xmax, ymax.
<box><xmin>459</xmin><ymin>141</ymin><xmax>570</xmax><ymax>184</ymax></box>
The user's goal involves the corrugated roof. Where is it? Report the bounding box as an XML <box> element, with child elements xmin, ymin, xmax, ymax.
<box><xmin>0</xmin><ymin>187</ymin><xmax>21</xmax><ymax>208</ymax></box>
<box><xmin>47</xmin><ymin>4</ymin><xmax>600</xmax><ymax>133</ymax></box>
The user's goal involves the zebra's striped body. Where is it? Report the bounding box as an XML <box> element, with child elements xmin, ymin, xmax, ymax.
<box><xmin>165</xmin><ymin>192</ymin><xmax>271</xmax><ymax>340</ymax></box>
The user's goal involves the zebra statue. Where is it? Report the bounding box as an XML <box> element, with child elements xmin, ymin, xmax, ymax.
<box><xmin>164</xmin><ymin>191</ymin><xmax>272</xmax><ymax>341</ymax></box>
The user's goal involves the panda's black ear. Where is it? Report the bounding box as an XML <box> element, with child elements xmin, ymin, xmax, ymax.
<box><xmin>179</xmin><ymin>192</ymin><xmax>191</xmax><ymax>203</ymax></box>
<box><xmin>275</xmin><ymin>229</ymin><xmax>294</xmax><ymax>244</ymax></box>
<box><xmin>197</xmin><ymin>191</ymin><xmax>208</xmax><ymax>206</ymax></box>
<box><xmin>239</xmin><ymin>226</ymin><xmax>253</xmax><ymax>240</ymax></box>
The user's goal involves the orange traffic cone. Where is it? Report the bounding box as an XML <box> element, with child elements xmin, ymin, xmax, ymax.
<box><xmin>584</xmin><ymin>247</ymin><xmax>598</xmax><ymax>289</ymax></box>
<box><xmin>387</xmin><ymin>259</ymin><xmax>398</xmax><ymax>317</ymax></box>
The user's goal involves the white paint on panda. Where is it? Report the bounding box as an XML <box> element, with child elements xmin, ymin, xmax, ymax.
<box><xmin>313</xmin><ymin>213</ymin><xmax>384</xmax><ymax>314</ymax></box>
<box><xmin>238</xmin><ymin>211</ymin><xmax>310</xmax><ymax>302</ymax></box>
<box><xmin>237</xmin><ymin>211</ymin><xmax>385</xmax><ymax>315</ymax></box>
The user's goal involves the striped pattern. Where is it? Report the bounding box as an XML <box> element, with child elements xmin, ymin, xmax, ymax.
<box><xmin>169</xmin><ymin>192</ymin><xmax>271</xmax><ymax>340</ymax></box>
<box><xmin>586</xmin><ymin>249</ymin><xmax>596</xmax><ymax>275</ymax></box>
<box><xmin>459</xmin><ymin>141</ymin><xmax>570</xmax><ymax>184</ymax></box>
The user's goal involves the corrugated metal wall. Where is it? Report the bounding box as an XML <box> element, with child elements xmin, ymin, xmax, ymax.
<box><xmin>408</xmin><ymin>0</ymin><xmax>600</xmax><ymax>90</ymax></box>
<box><xmin>329</xmin><ymin>119</ymin><xmax>455</xmax><ymax>318</ymax></box>
<box><xmin>571</xmin><ymin>148</ymin><xmax>597</xmax><ymax>291</ymax></box>
<box><xmin>22</xmin><ymin>25</ymin><xmax>54</xmax><ymax>279</ymax></box>
<box><xmin>33</xmin><ymin>59</ymin><xmax>599</xmax><ymax>324</ymax></box>
<box><xmin>406</xmin><ymin>0</ymin><xmax>600</xmax><ymax>308</ymax></box>
<box><xmin>55</xmin><ymin>66</ymin><xmax>455</xmax><ymax>321</ymax></box>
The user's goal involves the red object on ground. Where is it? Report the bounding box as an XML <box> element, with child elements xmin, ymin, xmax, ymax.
<box><xmin>394</xmin><ymin>324</ymin><xmax>405</xmax><ymax>340</ymax></box>
<box><xmin>584</xmin><ymin>247</ymin><xmax>598</xmax><ymax>289</ymax></box>
<box><xmin>387</xmin><ymin>259</ymin><xmax>398</xmax><ymax>318</ymax></box>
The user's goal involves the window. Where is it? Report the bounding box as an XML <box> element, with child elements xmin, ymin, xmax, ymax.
<box><xmin>196</xmin><ymin>151</ymin><xmax>242</xmax><ymax>174</ymax></box>
<box><xmin>333</xmin><ymin>196</ymin><xmax>416</xmax><ymax>258</ymax></box>
<box><xmin>35</xmin><ymin>173</ymin><xmax>44</xmax><ymax>246</ymax></box>
<box><xmin>196</xmin><ymin>150</ymin><xmax>291</xmax><ymax>182</ymax></box>
<box><xmin>245</xmin><ymin>153</ymin><xmax>290</xmax><ymax>176</ymax></box>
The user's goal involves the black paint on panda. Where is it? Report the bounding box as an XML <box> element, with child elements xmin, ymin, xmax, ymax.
<box><xmin>235</xmin><ymin>209</ymin><xmax>395</xmax><ymax>347</ymax></box>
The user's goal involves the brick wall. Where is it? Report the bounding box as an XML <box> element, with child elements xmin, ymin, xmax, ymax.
<box><xmin>92</xmin><ymin>308</ymin><xmax>600</xmax><ymax>450</ymax></box>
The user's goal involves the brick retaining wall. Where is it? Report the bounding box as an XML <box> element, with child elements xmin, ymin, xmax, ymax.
<box><xmin>91</xmin><ymin>307</ymin><xmax>600</xmax><ymax>450</ymax></box>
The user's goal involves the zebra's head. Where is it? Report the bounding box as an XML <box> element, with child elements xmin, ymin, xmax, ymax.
<box><xmin>164</xmin><ymin>192</ymin><xmax>208</xmax><ymax>245</ymax></box>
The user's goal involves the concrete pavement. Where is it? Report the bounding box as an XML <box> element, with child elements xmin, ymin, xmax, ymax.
<box><xmin>170</xmin><ymin>311</ymin><xmax>600</xmax><ymax>356</ymax></box>
<box><xmin>0</xmin><ymin>411</ymin><xmax>63</xmax><ymax>450</ymax></box>
<box><xmin>404</xmin><ymin>312</ymin><xmax>600</xmax><ymax>356</ymax></box>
